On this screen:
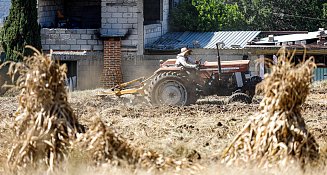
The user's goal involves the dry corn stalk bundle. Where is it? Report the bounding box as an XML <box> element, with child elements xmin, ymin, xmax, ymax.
<box><xmin>221</xmin><ymin>48</ymin><xmax>319</xmax><ymax>168</ymax></box>
<box><xmin>73</xmin><ymin>119</ymin><xmax>202</xmax><ymax>174</ymax></box>
<box><xmin>6</xmin><ymin>47</ymin><xmax>83</xmax><ymax>172</ymax></box>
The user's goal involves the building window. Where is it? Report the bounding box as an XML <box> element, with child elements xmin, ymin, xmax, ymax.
<box><xmin>38</xmin><ymin>0</ymin><xmax>101</xmax><ymax>29</ymax></box>
<box><xmin>144</xmin><ymin>0</ymin><xmax>162</xmax><ymax>24</ymax></box>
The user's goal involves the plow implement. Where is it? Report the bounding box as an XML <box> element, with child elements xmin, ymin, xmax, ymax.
<box><xmin>98</xmin><ymin>74</ymin><xmax>155</xmax><ymax>97</ymax></box>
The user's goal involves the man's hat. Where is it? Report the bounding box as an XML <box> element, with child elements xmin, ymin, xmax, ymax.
<box><xmin>180</xmin><ymin>47</ymin><xmax>192</xmax><ymax>55</ymax></box>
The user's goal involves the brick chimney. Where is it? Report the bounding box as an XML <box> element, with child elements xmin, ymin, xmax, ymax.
<box><xmin>101</xmin><ymin>38</ymin><xmax>123</xmax><ymax>87</ymax></box>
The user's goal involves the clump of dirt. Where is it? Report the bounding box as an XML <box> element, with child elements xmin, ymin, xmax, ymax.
<box><xmin>311</xmin><ymin>80</ymin><xmax>327</xmax><ymax>94</ymax></box>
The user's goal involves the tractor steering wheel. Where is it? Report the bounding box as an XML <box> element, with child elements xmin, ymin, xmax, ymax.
<box><xmin>197</xmin><ymin>58</ymin><xmax>202</xmax><ymax>65</ymax></box>
<box><xmin>195</xmin><ymin>59</ymin><xmax>202</xmax><ymax>70</ymax></box>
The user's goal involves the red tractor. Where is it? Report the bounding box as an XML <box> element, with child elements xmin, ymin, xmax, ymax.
<box><xmin>147</xmin><ymin>44</ymin><xmax>262</xmax><ymax>106</ymax></box>
<box><xmin>100</xmin><ymin>44</ymin><xmax>262</xmax><ymax>106</ymax></box>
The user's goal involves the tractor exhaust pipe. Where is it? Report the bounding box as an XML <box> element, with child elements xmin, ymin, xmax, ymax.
<box><xmin>216</xmin><ymin>42</ymin><xmax>222</xmax><ymax>74</ymax></box>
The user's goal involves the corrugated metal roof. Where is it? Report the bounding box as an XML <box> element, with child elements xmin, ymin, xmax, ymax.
<box><xmin>255</xmin><ymin>30</ymin><xmax>325</xmax><ymax>44</ymax></box>
<box><xmin>146</xmin><ymin>31</ymin><xmax>261</xmax><ymax>50</ymax></box>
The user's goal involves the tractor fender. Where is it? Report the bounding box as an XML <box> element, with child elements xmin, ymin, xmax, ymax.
<box><xmin>154</xmin><ymin>67</ymin><xmax>182</xmax><ymax>74</ymax></box>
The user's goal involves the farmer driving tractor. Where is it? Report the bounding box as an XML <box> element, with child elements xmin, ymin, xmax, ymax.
<box><xmin>175</xmin><ymin>47</ymin><xmax>199</xmax><ymax>69</ymax></box>
<box><xmin>99</xmin><ymin>44</ymin><xmax>262</xmax><ymax>106</ymax></box>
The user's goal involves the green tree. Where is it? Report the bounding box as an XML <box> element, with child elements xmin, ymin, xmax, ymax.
<box><xmin>322</xmin><ymin>3</ymin><xmax>327</xmax><ymax>28</ymax></box>
<box><xmin>235</xmin><ymin>0</ymin><xmax>272</xmax><ymax>30</ymax></box>
<box><xmin>237</xmin><ymin>0</ymin><xmax>325</xmax><ymax>31</ymax></box>
<box><xmin>172</xmin><ymin>0</ymin><xmax>326</xmax><ymax>31</ymax></box>
<box><xmin>170</xmin><ymin>0</ymin><xmax>246</xmax><ymax>32</ymax></box>
<box><xmin>169</xmin><ymin>1</ymin><xmax>199</xmax><ymax>31</ymax></box>
<box><xmin>192</xmin><ymin>0</ymin><xmax>246</xmax><ymax>31</ymax></box>
<box><xmin>0</xmin><ymin>0</ymin><xmax>41</xmax><ymax>61</ymax></box>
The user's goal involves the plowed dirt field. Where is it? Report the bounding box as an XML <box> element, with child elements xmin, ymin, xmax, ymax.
<box><xmin>0</xmin><ymin>83</ymin><xmax>326</xmax><ymax>174</ymax></box>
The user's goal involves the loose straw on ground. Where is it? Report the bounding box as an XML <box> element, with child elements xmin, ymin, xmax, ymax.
<box><xmin>73</xmin><ymin>119</ymin><xmax>202</xmax><ymax>174</ymax></box>
<box><xmin>221</xmin><ymin>47</ymin><xmax>319</xmax><ymax>168</ymax></box>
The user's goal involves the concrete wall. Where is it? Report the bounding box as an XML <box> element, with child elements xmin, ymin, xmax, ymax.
<box><xmin>120</xmin><ymin>0</ymin><xmax>170</xmax><ymax>82</ymax></box>
<box><xmin>162</xmin><ymin>0</ymin><xmax>169</xmax><ymax>34</ymax></box>
<box><xmin>0</xmin><ymin>52</ymin><xmax>103</xmax><ymax>91</ymax></box>
<box><xmin>0</xmin><ymin>52</ymin><xmax>103</xmax><ymax>92</ymax></box>
<box><xmin>101</xmin><ymin>0</ymin><xmax>168</xmax><ymax>53</ymax></box>
<box><xmin>38</xmin><ymin>0</ymin><xmax>60</xmax><ymax>28</ymax></box>
<box><xmin>144</xmin><ymin>24</ymin><xmax>162</xmax><ymax>46</ymax></box>
<box><xmin>41</xmin><ymin>28</ymin><xmax>103</xmax><ymax>51</ymax></box>
<box><xmin>143</xmin><ymin>0</ymin><xmax>169</xmax><ymax>46</ymax></box>
<box><xmin>101</xmin><ymin>0</ymin><xmax>139</xmax><ymax>47</ymax></box>
<box><xmin>41</xmin><ymin>28</ymin><xmax>104</xmax><ymax>90</ymax></box>
<box><xmin>76</xmin><ymin>53</ymin><xmax>103</xmax><ymax>90</ymax></box>
<box><xmin>52</xmin><ymin>52</ymin><xmax>103</xmax><ymax>90</ymax></box>
<box><xmin>101</xmin><ymin>0</ymin><xmax>145</xmax><ymax>84</ymax></box>
<box><xmin>1</xmin><ymin>0</ymin><xmax>176</xmax><ymax>90</ymax></box>
<box><xmin>0</xmin><ymin>0</ymin><xmax>11</xmax><ymax>26</ymax></box>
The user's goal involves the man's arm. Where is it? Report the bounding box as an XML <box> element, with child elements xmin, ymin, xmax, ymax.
<box><xmin>178</xmin><ymin>57</ymin><xmax>197</xmax><ymax>68</ymax></box>
<box><xmin>187</xmin><ymin>56</ymin><xmax>196</xmax><ymax>64</ymax></box>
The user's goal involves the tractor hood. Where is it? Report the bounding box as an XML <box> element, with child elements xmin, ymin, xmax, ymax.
<box><xmin>203</xmin><ymin>60</ymin><xmax>250</xmax><ymax>73</ymax></box>
<box><xmin>160</xmin><ymin>59</ymin><xmax>250</xmax><ymax>73</ymax></box>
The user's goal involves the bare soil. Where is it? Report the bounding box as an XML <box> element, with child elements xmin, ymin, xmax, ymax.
<box><xmin>0</xmin><ymin>83</ymin><xmax>326</xmax><ymax>174</ymax></box>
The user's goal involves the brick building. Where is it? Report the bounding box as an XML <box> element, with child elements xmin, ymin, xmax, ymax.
<box><xmin>37</xmin><ymin>0</ymin><xmax>171</xmax><ymax>90</ymax></box>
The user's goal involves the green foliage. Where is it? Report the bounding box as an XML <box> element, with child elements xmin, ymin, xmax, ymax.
<box><xmin>236</xmin><ymin>0</ymin><xmax>325</xmax><ymax>31</ymax></box>
<box><xmin>170</xmin><ymin>0</ymin><xmax>246</xmax><ymax>32</ymax></box>
<box><xmin>170</xmin><ymin>0</ymin><xmax>326</xmax><ymax>31</ymax></box>
<box><xmin>321</xmin><ymin>3</ymin><xmax>327</xmax><ymax>28</ymax></box>
<box><xmin>0</xmin><ymin>0</ymin><xmax>41</xmax><ymax>62</ymax></box>
<box><xmin>192</xmin><ymin>0</ymin><xmax>246</xmax><ymax>31</ymax></box>
<box><xmin>169</xmin><ymin>1</ymin><xmax>199</xmax><ymax>31</ymax></box>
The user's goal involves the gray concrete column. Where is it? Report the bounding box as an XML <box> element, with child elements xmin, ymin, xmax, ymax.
<box><xmin>137</xmin><ymin>0</ymin><xmax>144</xmax><ymax>56</ymax></box>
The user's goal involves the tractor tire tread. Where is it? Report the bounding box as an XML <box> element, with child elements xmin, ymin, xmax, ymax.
<box><xmin>228</xmin><ymin>92</ymin><xmax>252</xmax><ymax>104</ymax></box>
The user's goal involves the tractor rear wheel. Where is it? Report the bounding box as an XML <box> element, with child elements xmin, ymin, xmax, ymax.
<box><xmin>227</xmin><ymin>92</ymin><xmax>252</xmax><ymax>104</ymax></box>
<box><xmin>148</xmin><ymin>72</ymin><xmax>197</xmax><ymax>106</ymax></box>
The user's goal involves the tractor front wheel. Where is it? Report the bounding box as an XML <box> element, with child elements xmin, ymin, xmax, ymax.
<box><xmin>227</xmin><ymin>92</ymin><xmax>252</xmax><ymax>104</ymax></box>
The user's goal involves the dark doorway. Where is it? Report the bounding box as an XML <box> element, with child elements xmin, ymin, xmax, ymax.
<box><xmin>60</xmin><ymin>0</ymin><xmax>101</xmax><ymax>28</ymax></box>
<box><xmin>144</xmin><ymin>0</ymin><xmax>162</xmax><ymax>24</ymax></box>
<box><xmin>61</xmin><ymin>61</ymin><xmax>77</xmax><ymax>90</ymax></box>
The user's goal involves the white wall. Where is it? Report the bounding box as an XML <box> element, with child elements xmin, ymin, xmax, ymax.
<box><xmin>144</xmin><ymin>24</ymin><xmax>162</xmax><ymax>46</ymax></box>
<box><xmin>38</xmin><ymin>0</ymin><xmax>59</xmax><ymax>28</ymax></box>
<box><xmin>101</xmin><ymin>0</ymin><xmax>139</xmax><ymax>47</ymax></box>
<box><xmin>162</xmin><ymin>0</ymin><xmax>169</xmax><ymax>34</ymax></box>
<box><xmin>143</xmin><ymin>0</ymin><xmax>169</xmax><ymax>46</ymax></box>
<box><xmin>0</xmin><ymin>0</ymin><xmax>11</xmax><ymax>26</ymax></box>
